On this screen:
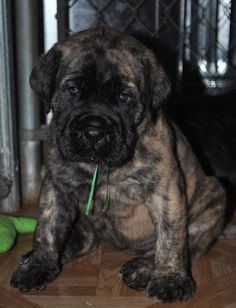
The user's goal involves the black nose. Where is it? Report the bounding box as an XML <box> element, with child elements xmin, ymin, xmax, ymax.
<box><xmin>84</xmin><ymin>116</ymin><xmax>106</xmax><ymax>140</ymax></box>
<box><xmin>85</xmin><ymin>116</ymin><xmax>105</xmax><ymax>128</ymax></box>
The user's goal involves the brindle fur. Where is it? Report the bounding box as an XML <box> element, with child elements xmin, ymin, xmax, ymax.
<box><xmin>11</xmin><ymin>28</ymin><xmax>226</xmax><ymax>303</ymax></box>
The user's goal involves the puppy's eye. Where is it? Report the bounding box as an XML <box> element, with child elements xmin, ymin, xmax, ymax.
<box><xmin>117</xmin><ymin>91</ymin><xmax>130</xmax><ymax>103</ymax></box>
<box><xmin>67</xmin><ymin>85</ymin><xmax>80</xmax><ymax>96</ymax></box>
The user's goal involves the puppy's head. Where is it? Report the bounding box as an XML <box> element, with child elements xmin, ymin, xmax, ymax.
<box><xmin>30</xmin><ymin>27</ymin><xmax>170</xmax><ymax>167</ymax></box>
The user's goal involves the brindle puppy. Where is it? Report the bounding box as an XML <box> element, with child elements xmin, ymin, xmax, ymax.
<box><xmin>11</xmin><ymin>27</ymin><xmax>226</xmax><ymax>303</ymax></box>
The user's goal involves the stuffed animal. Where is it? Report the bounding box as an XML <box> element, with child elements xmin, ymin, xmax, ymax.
<box><xmin>0</xmin><ymin>215</ymin><xmax>37</xmax><ymax>253</ymax></box>
<box><xmin>0</xmin><ymin>174</ymin><xmax>37</xmax><ymax>252</ymax></box>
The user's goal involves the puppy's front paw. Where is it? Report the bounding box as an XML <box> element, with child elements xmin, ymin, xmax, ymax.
<box><xmin>147</xmin><ymin>273</ymin><xmax>196</xmax><ymax>303</ymax></box>
<box><xmin>120</xmin><ymin>257</ymin><xmax>154</xmax><ymax>291</ymax></box>
<box><xmin>10</xmin><ymin>251</ymin><xmax>60</xmax><ymax>292</ymax></box>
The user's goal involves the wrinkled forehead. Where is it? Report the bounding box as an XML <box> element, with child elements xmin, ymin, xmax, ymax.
<box><xmin>57</xmin><ymin>36</ymin><xmax>143</xmax><ymax>86</ymax></box>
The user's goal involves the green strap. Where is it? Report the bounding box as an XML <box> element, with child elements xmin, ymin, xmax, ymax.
<box><xmin>85</xmin><ymin>164</ymin><xmax>99</xmax><ymax>216</ymax></box>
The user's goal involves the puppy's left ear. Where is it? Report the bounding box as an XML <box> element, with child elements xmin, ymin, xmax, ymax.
<box><xmin>143</xmin><ymin>50</ymin><xmax>171</xmax><ymax>122</ymax></box>
<box><xmin>29</xmin><ymin>46</ymin><xmax>63</xmax><ymax>113</ymax></box>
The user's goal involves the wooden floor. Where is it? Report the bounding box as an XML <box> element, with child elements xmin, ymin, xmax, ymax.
<box><xmin>0</xmin><ymin>206</ymin><xmax>236</xmax><ymax>308</ymax></box>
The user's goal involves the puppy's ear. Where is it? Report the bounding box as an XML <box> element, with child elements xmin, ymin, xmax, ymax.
<box><xmin>143</xmin><ymin>50</ymin><xmax>171</xmax><ymax>122</ymax></box>
<box><xmin>29</xmin><ymin>47</ymin><xmax>62</xmax><ymax>113</ymax></box>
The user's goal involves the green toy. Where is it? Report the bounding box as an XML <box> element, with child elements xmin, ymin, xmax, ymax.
<box><xmin>0</xmin><ymin>215</ymin><xmax>37</xmax><ymax>253</ymax></box>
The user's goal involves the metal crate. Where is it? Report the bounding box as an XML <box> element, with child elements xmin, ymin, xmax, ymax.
<box><xmin>55</xmin><ymin>0</ymin><xmax>236</xmax><ymax>95</ymax></box>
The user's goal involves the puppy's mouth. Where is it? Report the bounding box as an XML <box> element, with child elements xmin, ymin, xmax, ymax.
<box><xmin>57</xmin><ymin>113</ymin><xmax>131</xmax><ymax>166</ymax></box>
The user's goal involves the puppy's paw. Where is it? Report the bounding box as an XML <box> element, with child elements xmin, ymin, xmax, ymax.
<box><xmin>147</xmin><ymin>273</ymin><xmax>196</xmax><ymax>303</ymax></box>
<box><xmin>10</xmin><ymin>250</ymin><xmax>60</xmax><ymax>292</ymax></box>
<box><xmin>120</xmin><ymin>257</ymin><xmax>154</xmax><ymax>291</ymax></box>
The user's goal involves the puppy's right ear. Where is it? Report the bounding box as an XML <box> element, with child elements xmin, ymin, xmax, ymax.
<box><xmin>30</xmin><ymin>47</ymin><xmax>62</xmax><ymax>113</ymax></box>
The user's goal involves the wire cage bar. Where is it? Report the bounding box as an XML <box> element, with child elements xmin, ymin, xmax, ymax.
<box><xmin>0</xmin><ymin>0</ymin><xmax>20</xmax><ymax>212</ymax></box>
<box><xmin>15</xmin><ymin>0</ymin><xmax>42</xmax><ymax>204</ymax></box>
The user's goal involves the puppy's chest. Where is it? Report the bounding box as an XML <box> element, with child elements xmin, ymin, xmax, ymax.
<box><xmin>85</xmin><ymin>183</ymin><xmax>155</xmax><ymax>249</ymax></box>
<box><xmin>76</xmin><ymin>169</ymin><xmax>153</xmax><ymax>213</ymax></box>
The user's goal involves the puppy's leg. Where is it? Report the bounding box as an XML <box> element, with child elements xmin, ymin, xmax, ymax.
<box><xmin>11</xmin><ymin>176</ymin><xmax>76</xmax><ymax>292</ymax></box>
<box><xmin>145</xmin><ymin>179</ymin><xmax>196</xmax><ymax>303</ymax></box>
<box><xmin>120</xmin><ymin>180</ymin><xmax>195</xmax><ymax>301</ymax></box>
<box><xmin>189</xmin><ymin>177</ymin><xmax>226</xmax><ymax>260</ymax></box>
<box><xmin>61</xmin><ymin>219</ymin><xmax>99</xmax><ymax>264</ymax></box>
